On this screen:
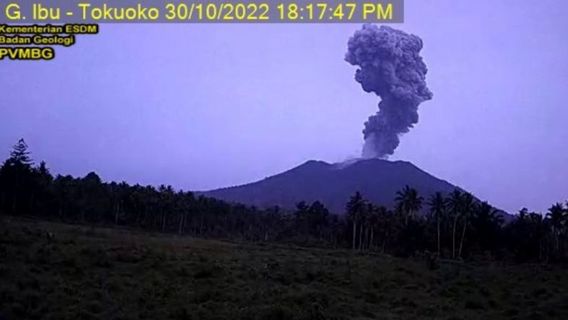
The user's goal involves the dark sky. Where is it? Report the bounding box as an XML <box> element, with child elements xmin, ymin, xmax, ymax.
<box><xmin>1</xmin><ymin>0</ymin><xmax>567</xmax><ymax>213</ymax></box>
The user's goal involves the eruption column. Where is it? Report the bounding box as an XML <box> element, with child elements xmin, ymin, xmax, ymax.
<box><xmin>345</xmin><ymin>25</ymin><xmax>433</xmax><ymax>158</ymax></box>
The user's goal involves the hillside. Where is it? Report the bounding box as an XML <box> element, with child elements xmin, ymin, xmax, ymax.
<box><xmin>204</xmin><ymin>159</ymin><xmax>460</xmax><ymax>213</ymax></box>
<box><xmin>1</xmin><ymin>217</ymin><xmax>566</xmax><ymax>320</ymax></box>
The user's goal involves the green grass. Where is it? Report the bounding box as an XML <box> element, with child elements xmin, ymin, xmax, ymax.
<box><xmin>1</xmin><ymin>217</ymin><xmax>567</xmax><ymax>320</ymax></box>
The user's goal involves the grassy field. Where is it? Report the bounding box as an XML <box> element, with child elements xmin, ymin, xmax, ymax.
<box><xmin>0</xmin><ymin>217</ymin><xmax>567</xmax><ymax>320</ymax></box>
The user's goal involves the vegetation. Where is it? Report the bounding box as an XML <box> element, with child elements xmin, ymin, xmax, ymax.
<box><xmin>0</xmin><ymin>139</ymin><xmax>567</xmax><ymax>263</ymax></box>
<box><xmin>1</xmin><ymin>218</ymin><xmax>568</xmax><ymax>320</ymax></box>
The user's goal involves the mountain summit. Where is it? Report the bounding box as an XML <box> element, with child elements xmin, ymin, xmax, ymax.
<box><xmin>204</xmin><ymin>159</ymin><xmax>460</xmax><ymax>214</ymax></box>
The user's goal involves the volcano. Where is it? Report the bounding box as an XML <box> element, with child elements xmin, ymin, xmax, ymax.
<box><xmin>203</xmin><ymin>159</ymin><xmax>464</xmax><ymax>214</ymax></box>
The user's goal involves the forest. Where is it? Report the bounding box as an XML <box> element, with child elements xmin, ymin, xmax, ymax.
<box><xmin>1</xmin><ymin>139</ymin><xmax>567</xmax><ymax>263</ymax></box>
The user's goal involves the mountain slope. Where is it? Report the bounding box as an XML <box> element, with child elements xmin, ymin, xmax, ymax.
<box><xmin>203</xmin><ymin>159</ymin><xmax>460</xmax><ymax>214</ymax></box>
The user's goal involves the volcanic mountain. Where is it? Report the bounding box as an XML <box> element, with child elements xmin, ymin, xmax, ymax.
<box><xmin>203</xmin><ymin>159</ymin><xmax>463</xmax><ymax>214</ymax></box>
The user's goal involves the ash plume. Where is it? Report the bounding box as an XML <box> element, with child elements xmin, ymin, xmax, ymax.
<box><xmin>345</xmin><ymin>25</ymin><xmax>433</xmax><ymax>158</ymax></box>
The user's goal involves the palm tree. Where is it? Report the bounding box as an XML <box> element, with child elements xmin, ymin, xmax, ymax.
<box><xmin>375</xmin><ymin>205</ymin><xmax>391</xmax><ymax>253</ymax></box>
<box><xmin>366</xmin><ymin>203</ymin><xmax>380</xmax><ymax>251</ymax></box>
<box><xmin>428</xmin><ymin>192</ymin><xmax>446</xmax><ymax>256</ymax></box>
<box><xmin>447</xmin><ymin>189</ymin><xmax>463</xmax><ymax>259</ymax></box>
<box><xmin>395</xmin><ymin>185</ymin><xmax>423</xmax><ymax>225</ymax></box>
<box><xmin>475</xmin><ymin>202</ymin><xmax>503</xmax><ymax>227</ymax></box>
<box><xmin>177</xmin><ymin>191</ymin><xmax>195</xmax><ymax>235</ymax></box>
<box><xmin>158</xmin><ymin>185</ymin><xmax>175</xmax><ymax>232</ymax></box>
<box><xmin>458</xmin><ymin>192</ymin><xmax>475</xmax><ymax>258</ymax></box>
<box><xmin>472</xmin><ymin>201</ymin><xmax>503</xmax><ymax>252</ymax></box>
<box><xmin>358</xmin><ymin>206</ymin><xmax>368</xmax><ymax>251</ymax></box>
<box><xmin>546</xmin><ymin>203</ymin><xmax>566</xmax><ymax>255</ymax></box>
<box><xmin>346</xmin><ymin>191</ymin><xmax>365</xmax><ymax>250</ymax></box>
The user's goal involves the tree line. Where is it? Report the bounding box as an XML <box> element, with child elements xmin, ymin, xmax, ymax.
<box><xmin>1</xmin><ymin>139</ymin><xmax>567</xmax><ymax>262</ymax></box>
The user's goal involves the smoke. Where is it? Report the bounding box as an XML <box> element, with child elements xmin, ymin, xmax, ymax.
<box><xmin>345</xmin><ymin>25</ymin><xmax>433</xmax><ymax>158</ymax></box>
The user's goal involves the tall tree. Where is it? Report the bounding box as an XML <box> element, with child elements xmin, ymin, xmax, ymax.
<box><xmin>158</xmin><ymin>185</ymin><xmax>175</xmax><ymax>232</ymax></box>
<box><xmin>294</xmin><ymin>201</ymin><xmax>310</xmax><ymax>237</ymax></box>
<box><xmin>1</xmin><ymin>139</ymin><xmax>36</xmax><ymax>214</ymax></box>
<box><xmin>428</xmin><ymin>192</ymin><xmax>446</xmax><ymax>256</ymax></box>
<box><xmin>8</xmin><ymin>139</ymin><xmax>33</xmax><ymax>167</ymax></box>
<box><xmin>546</xmin><ymin>203</ymin><xmax>566</xmax><ymax>256</ymax></box>
<box><xmin>366</xmin><ymin>203</ymin><xmax>378</xmax><ymax>251</ymax></box>
<box><xmin>346</xmin><ymin>191</ymin><xmax>365</xmax><ymax>250</ymax></box>
<box><xmin>471</xmin><ymin>201</ymin><xmax>503</xmax><ymax>253</ymax></box>
<box><xmin>308</xmin><ymin>201</ymin><xmax>329</xmax><ymax>239</ymax></box>
<box><xmin>395</xmin><ymin>185</ymin><xmax>423</xmax><ymax>225</ymax></box>
<box><xmin>447</xmin><ymin>189</ymin><xmax>463</xmax><ymax>259</ymax></box>
<box><xmin>458</xmin><ymin>192</ymin><xmax>475</xmax><ymax>258</ymax></box>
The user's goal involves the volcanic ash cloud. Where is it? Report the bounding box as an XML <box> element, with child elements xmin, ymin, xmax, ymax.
<box><xmin>345</xmin><ymin>24</ymin><xmax>433</xmax><ymax>158</ymax></box>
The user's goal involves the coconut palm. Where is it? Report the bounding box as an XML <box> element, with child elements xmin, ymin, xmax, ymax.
<box><xmin>346</xmin><ymin>191</ymin><xmax>365</xmax><ymax>250</ymax></box>
<box><xmin>472</xmin><ymin>201</ymin><xmax>503</xmax><ymax>252</ymax></box>
<box><xmin>474</xmin><ymin>201</ymin><xmax>503</xmax><ymax>227</ymax></box>
<box><xmin>447</xmin><ymin>189</ymin><xmax>463</xmax><ymax>259</ymax></box>
<box><xmin>375</xmin><ymin>205</ymin><xmax>391</xmax><ymax>253</ymax></box>
<box><xmin>428</xmin><ymin>192</ymin><xmax>446</xmax><ymax>256</ymax></box>
<box><xmin>458</xmin><ymin>192</ymin><xmax>475</xmax><ymax>258</ymax></box>
<box><xmin>358</xmin><ymin>205</ymin><xmax>369</xmax><ymax>251</ymax></box>
<box><xmin>546</xmin><ymin>203</ymin><xmax>566</xmax><ymax>255</ymax></box>
<box><xmin>395</xmin><ymin>185</ymin><xmax>423</xmax><ymax>225</ymax></box>
<box><xmin>366</xmin><ymin>203</ymin><xmax>378</xmax><ymax>250</ymax></box>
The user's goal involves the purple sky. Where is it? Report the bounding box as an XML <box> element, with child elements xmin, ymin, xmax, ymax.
<box><xmin>1</xmin><ymin>0</ymin><xmax>567</xmax><ymax>213</ymax></box>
